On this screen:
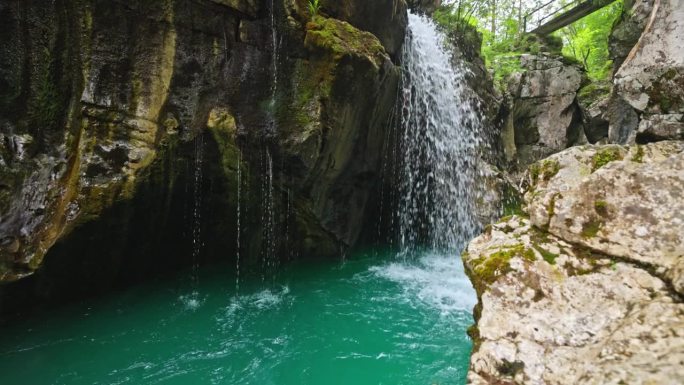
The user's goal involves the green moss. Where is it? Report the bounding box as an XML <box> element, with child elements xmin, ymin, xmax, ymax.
<box><xmin>529</xmin><ymin>163</ymin><xmax>540</xmax><ymax>184</ymax></box>
<box><xmin>581</xmin><ymin>219</ymin><xmax>603</xmax><ymax>238</ymax></box>
<box><xmin>498</xmin><ymin>360</ymin><xmax>525</xmax><ymax>377</ymax></box>
<box><xmin>664</xmin><ymin>68</ymin><xmax>678</xmax><ymax>80</ymax></box>
<box><xmin>305</xmin><ymin>16</ymin><xmax>385</xmax><ymax>64</ymax></box>
<box><xmin>28</xmin><ymin>51</ymin><xmax>61</xmax><ymax>130</ymax></box>
<box><xmin>631</xmin><ymin>145</ymin><xmax>644</xmax><ymax>163</ymax></box>
<box><xmin>466</xmin><ymin>324</ymin><xmax>480</xmax><ymax>344</ymax></box>
<box><xmin>532</xmin><ymin>244</ymin><xmax>559</xmax><ymax>265</ymax></box>
<box><xmin>594</xmin><ymin>200</ymin><xmax>608</xmax><ymax>216</ymax></box>
<box><xmin>547</xmin><ymin>193</ymin><xmax>561</xmax><ymax>218</ymax></box>
<box><xmin>591</xmin><ymin>147</ymin><xmax>623</xmax><ymax>172</ymax></box>
<box><xmin>501</xmin><ymin>186</ymin><xmax>525</xmax><ymax>217</ymax></box>
<box><xmin>529</xmin><ymin>159</ymin><xmax>560</xmax><ymax>185</ymax></box>
<box><xmin>471</xmin><ymin>244</ymin><xmax>536</xmax><ymax>287</ymax></box>
<box><xmin>577</xmin><ymin>80</ymin><xmax>611</xmax><ymax>107</ymax></box>
<box><xmin>542</xmin><ymin>159</ymin><xmax>561</xmax><ymax>180</ymax></box>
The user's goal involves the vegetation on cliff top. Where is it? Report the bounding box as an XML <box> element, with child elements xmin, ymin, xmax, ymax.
<box><xmin>432</xmin><ymin>0</ymin><xmax>624</xmax><ymax>87</ymax></box>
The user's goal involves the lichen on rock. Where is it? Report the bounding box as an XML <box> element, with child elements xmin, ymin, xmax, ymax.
<box><xmin>465</xmin><ymin>138</ymin><xmax>684</xmax><ymax>384</ymax></box>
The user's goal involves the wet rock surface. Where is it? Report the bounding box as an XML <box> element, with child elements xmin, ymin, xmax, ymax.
<box><xmin>0</xmin><ymin>0</ymin><xmax>404</xmax><ymax>309</ymax></box>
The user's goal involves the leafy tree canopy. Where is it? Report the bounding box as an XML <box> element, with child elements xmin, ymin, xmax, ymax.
<box><xmin>433</xmin><ymin>0</ymin><xmax>624</xmax><ymax>88</ymax></box>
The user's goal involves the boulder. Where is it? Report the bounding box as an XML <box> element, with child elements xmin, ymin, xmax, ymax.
<box><xmin>608</xmin><ymin>0</ymin><xmax>654</xmax><ymax>72</ymax></box>
<box><xmin>577</xmin><ymin>81</ymin><xmax>612</xmax><ymax>143</ymax></box>
<box><xmin>464</xmin><ymin>216</ymin><xmax>684</xmax><ymax>385</ymax></box>
<box><xmin>504</xmin><ymin>54</ymin><xmax>586</xmax><ymax>168</ymax></box>
<box><xmin>406</xmin><ymin>0</ymin><xmax>441</xmax><ymax>14</ymax></box>
<box><xmin>465</xmin><ymin>140</ymin><xmax>684</xmax><ymax>383</ymax></box>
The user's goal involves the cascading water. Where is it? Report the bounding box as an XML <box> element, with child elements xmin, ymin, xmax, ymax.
<box><xmin>398</xmin><ymin>12</ymin><xmax>487</xmax><ymax>254</ymax></box>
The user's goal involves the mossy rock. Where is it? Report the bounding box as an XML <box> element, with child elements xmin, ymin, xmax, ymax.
<box><xmin>591</xmin><ymin>147</ymin><xmax>624</xmax><ymax>172</ymax></box>
<box><xmin>304</xmin><ymin>16</ymin><xmax>387</xmax><ymax>67</ymax></box>
<box><xmin>470</xmin><ymin>244</ymin><xmax>536</xmax><ymax>292</ymax></box>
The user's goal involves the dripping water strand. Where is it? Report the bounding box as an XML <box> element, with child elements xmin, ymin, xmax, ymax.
<box><xmin>377</xmin><ymin>91</ymin><xmax>401</xmax><ymax>249</ymax></box>
<box><xmin>268</xmin><ymin>0</ymin><xmax>281</xmax><ymax>135</ymax></box>
<box><xmin>260</xmin><ymin>147</ymin><xmax>277</xmax><ymax>284</ymax></box>
<box><xmin>235</xmin><ymin>148</ymin><xmax>242</xmax><ymax>295</ymax></box>
<box><xmin>191</xmin><ymin>134</ymin><xmax>204</xmax><ymax>296</ymax></box>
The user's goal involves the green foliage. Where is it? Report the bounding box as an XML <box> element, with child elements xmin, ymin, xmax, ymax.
<box><xmin>556</xmin><ymin>0</ymin><xmax>624</xmax><ymax>80</ymax></box>
<box><xmin>591</xmin><ymin>147</ymin><xmax>623</xmax><ymax>171</ymax></box>
<box><xmin>529</xmin><ymin>158</ymin><xmax>561</xmax><ymax>185</ymax></box>
<box><xmin>432</xmin><ymin>0</ymin><xmax>624</xmax><ymax>88</ymax></box>
<box><xmin>501</xmin><ymin>184</ymin><xmax>525</xmax><ymax>217</ymax></box>
<box><xmin>308</xmin><ymin>0</ymin><xmax>321</xmax><ymax>17</ymax></box>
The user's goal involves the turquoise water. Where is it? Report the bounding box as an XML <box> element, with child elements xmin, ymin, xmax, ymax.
<box><xmin>0</xmin><ymin>252</ymin><xmax>476</xmax><ymax>385</ymax></box>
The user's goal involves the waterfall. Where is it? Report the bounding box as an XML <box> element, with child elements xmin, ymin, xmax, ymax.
<box><xmin>398</xmin><ymin>13</ymin><xmax>487</xmax><ymax>254</ymax></box>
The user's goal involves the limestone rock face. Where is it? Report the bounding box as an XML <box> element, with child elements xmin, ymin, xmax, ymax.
<box><xmin>609</xmin><ymin>0</ymin><xmax>684</xmax><ymax>144</ymax></box>
<box><xmin>465</xmin><ymin>141</ymin><xmax>684</xmax><ymax>384</ymax></box>
<box><xmin>504</xmin><ymin>54</ymin><xmax>586</xmax><ymax>168</ymax></box>
<box><xmin>464</xmin><ymin>216</ymin><xmax>684</xmax><ymax>385</ymax></box>
<box><xmin>0</xmin><ymin>0</ymin><xmax>405</xmax><ymax>305</ymax></box>
<box><xmin>524</xmin><ymin>141</ymin><xmax>684</xmax><ymax>294</ymax></box>
<box><xmin>609</xmin><ymin>0</ymin><xmax>654</xmax><ymax>72</ymax></box>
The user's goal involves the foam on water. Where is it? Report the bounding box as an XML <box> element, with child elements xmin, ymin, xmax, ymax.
<box><xmin>370</xmin><ymin>252</ymin><xmax>477</xmax><ymax>316</ymax></box>
<box><xmin>179</xmin><ymin>291</ymin><xmax>205</xmax><ymax>311</ymax></box>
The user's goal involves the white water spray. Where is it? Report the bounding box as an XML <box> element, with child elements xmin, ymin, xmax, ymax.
<box><xmin>398</xmin><ymin>13</ymin><xmax>487</xmax><ymax>254</ymax></box>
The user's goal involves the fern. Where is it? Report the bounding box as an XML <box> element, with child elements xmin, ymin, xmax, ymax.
<box><xmin>308</xmin><ymin>0</ymin><xmax>321</xmax><ymax>16</ymax></box>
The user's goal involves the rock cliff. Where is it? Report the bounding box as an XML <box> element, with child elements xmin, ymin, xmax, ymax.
<box><xmin>0</xmin><ymin>0</ymin><xmax>407</xmax><ymax>309</ymax></box>
<box><xmin>608</xmin><ymin>0</ymin><xmax>684</xmax><ymax>144</ymax></box>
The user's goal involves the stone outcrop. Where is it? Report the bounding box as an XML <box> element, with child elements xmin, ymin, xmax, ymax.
<box><xmin>300</xmin><ymin>0</ymin><xmax>408</xmax><ymax>60</ymax></box>
<box><xmin>502</xmin><ymin>54</ymin><xmax>586</xmax><ymax>168</ymax></box>
<box><xmin>0</xmin><ymin>0</ymin><xmax>406</xmax><ymax>307</ymax></box>
<box><xmin>608</xmin><ymin>0</ymin><xmax>684</xmax><ymax>144</ymax></box>
<box><xmin>464</xmin><ymin>141</ymin><xmax>684</xmax><ymax>384</ymax></box>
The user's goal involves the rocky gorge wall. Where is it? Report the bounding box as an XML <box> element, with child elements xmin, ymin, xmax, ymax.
<box><xmin>464</xmin><ymin>0</ymin><xmax>684</xmax><ymax>383</ymax></box>
<box><xmin>0</xmin><ymin>0</ymin><xmax>408</xmax><ymax>312</ymax></box>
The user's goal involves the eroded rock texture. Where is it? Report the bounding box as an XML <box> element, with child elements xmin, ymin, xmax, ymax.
<box><xmin>609</xmin><ymin>0</ymin><xmax>684</xmax><ymax>144</ymax></box>
<box><xmin>0</xmin><ymin>0</ymin><xmax>406</xmax><ymax>308</ymax></box>
<box><xmin>464</xmin><ymin>141</ymin><xmax>684</xmax><ymax>384</ymax></box>
<box><xmin>502</xmin><ymin>54</ymin><xmax>586</xmax><ymax>168</ymax></box>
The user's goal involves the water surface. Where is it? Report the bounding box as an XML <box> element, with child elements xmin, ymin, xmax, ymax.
<box><xmin>0</xmin><ymin>252</ymin><xmax>476</xmax><ymax>385</ymax></box>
